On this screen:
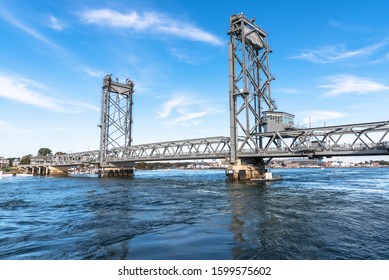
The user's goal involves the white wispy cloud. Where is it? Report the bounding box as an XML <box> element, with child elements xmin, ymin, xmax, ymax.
<box><xmin>320</xmin><ymin>74</ymin><xmax>389</xmax><ymax>96</ymax></box>
<box><xmin>156</xmin><ymin>96</ymin><xmax>188</xmax><ymax>119</ymax></box>
<box><xmin>370</xmin><ymin>52</ymin><xmax>389</xmax><ymax>64</ymax></box>
<box><xmin>80</xmin><ymin>8</ymin><xmax>223</xmax><ymax>46</ymax></box>
<box><xmin>302</xmin><ymin>111</ymin><xmax>346</xmax><ymax>126</ymax></box>
<box><xmin>173</xmin><ymin>111</ymin><xmax>208</xmax><ymax>124</ymax></box>
<box><xmin>329</xmin><ymin>20</ymin><xmax>371</xmax><ymax>33</ymax></box>
<box><xmin>82</xmin><ymin>67</ymin><xmax>105</xmax><ymax>78</ymax></box>
<box><xmin>0</xmin><ymin>74</ymin><xmax>63</xmax><ymax>111</ymax></box>
<box><xmin>291</xmin><ymin>42</ymin><xmax>385</xmax><ymax>64</ymax></box>
<box><xmin>0</xmin><ymin>73</ymin><xmax>99</xmax><ymax>112</ymax></box>
<box><xmin>156</xmin><ymin>94</ymin><xmax>224</xmax><ymax>126</ymax></box>
<box><xmin>0</xmin><ymin>6</ymin><xmax>59</xmax><ymax>48</ymax></box>
<box><xmin>48</xmin><ymin>15</ymin><xmax>65</xmax><ymax>31</ymax></box>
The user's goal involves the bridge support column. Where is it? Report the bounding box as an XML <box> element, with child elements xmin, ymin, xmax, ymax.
<box><xmin>226</xmin><ymin>159</ymin><xmax>276</xmax><ymax>182</ymax></box>
<box><xmin>99</xmin><ymin>167</ymin><xmax>134</xmax><ymax>178</ymax></box>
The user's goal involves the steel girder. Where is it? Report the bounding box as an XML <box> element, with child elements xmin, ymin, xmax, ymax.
<box><xmin>99</xmin><ymin>75</ymin><xmax>134</xmax><ymax>166</ymax></box>
<box><xmin>228</xmin><ymin>13</ymin><xmax>277</xmax><ymax>164</ymax></box>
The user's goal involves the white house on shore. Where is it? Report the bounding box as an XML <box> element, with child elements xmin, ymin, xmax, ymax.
<box><xmin>12</xmin><ymin>158</ymin><xmax>20</xmax><ymax>166</ymax></box>
<box><xmin>0</xmin><ymin>157</ymin><xmax>9</xmax><ymax>168</ymax></box>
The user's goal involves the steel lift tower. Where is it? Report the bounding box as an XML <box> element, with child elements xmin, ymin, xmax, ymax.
<box><xmin>99</xmin><ymin>75</ymin><xmax>135</xmax><ymax>177</ymax></box>
<box><xmin>226</xmin><ymin>13</ymin><xmax>389</xmax><ymax>181</ymax></box>
<box><xmin>227</xmin><ymin>13</ymin><xmax>277</xmax><ymax>180</ymax></box>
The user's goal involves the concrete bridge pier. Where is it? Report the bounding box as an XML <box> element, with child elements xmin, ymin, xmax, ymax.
<box><xmin>23</xmin><ymin>167</ymin><xmax>33</xmax><ymax>175</ymax></box>
<box><xmin>99</xmin><ymin>167</ymin><xmax>134</xmax><ymax>178</ymax></box>
<box><xmin>226</xmin><ymin>159</ymin><xmax>275</xmax><ymax>182</ymax></box>
<box><xmin>27</xmin><ymin>166</ymin><xmax>68</xmax><ymax>176</ymax></box>
<box><xmin>33</xmin><ymin>167</ymin><xmax>43</xmax><ymax>175</ymax></box>
<box><xmin>43</xmin><ymin>166</ymin><xmax>50</xmax><ymax>175</ymax></box>
<box><xmin>31</xmin><ymin>166</ymin><xmax>46</xmax><ymax>175</ymax></box>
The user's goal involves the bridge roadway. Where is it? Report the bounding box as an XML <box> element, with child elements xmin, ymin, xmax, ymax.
<box><xmin>28</xmin><ymin>120</ymin><xmax>389</xmax><ymax>168</ymax></box>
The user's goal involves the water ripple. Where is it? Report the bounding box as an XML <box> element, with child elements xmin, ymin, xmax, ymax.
<box><xmin>0</xmin><ymin>168</ymin><xmax>388</xmax><ymax>259</ymax></box>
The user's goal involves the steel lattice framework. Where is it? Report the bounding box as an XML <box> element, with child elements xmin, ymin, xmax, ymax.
<box><xmin>99</xmin><ymin>75</ymin><xmax>134</xmax><ymax>166</ymax></box>
<box><xmin>228</xmin><ymin>14</ymin><xmax>277</xmax><ymax>164</ymax></box>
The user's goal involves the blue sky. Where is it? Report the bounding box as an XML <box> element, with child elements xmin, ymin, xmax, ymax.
<box><xmin>1</xmin><ymin>0</ymin><xmax>389</xmax><ymax>158</ymax></box>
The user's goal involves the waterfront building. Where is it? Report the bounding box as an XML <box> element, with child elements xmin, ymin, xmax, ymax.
<box><xmin>12</xmin><ymin>158</ymin><xmax>20</xmax><ymax>166</ymax></box>
<box><xmin>0</xmin><ymin>157</ymin><xmax>9</xmax><ymax>168</ymax></box>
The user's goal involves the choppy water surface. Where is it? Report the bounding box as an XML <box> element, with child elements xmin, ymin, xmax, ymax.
<box><xmin>1</xmin><ymin>168</ymin><xmax>389</xmax><ymax>259</ymax></box>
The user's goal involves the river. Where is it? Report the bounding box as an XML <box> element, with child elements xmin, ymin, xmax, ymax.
<box><xmin>1</xmin><ymin>168</ymin><xmax>388</xmax><ymax>259</ymax></box>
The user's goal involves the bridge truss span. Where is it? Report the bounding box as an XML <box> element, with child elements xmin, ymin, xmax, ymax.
<box><xmin>238</xmin><ymin>120</ymin><xmax>389</xmax><ymax>159</ymax></box>
<box><xmin>49</xmin><ymin>136</ymin><xmax>231</xmax><ymax>166</ymax></box>
<box><xmin>52</xmin><ymin>150</ymin><xmax>100</xmax><ymax>166</ymax></box>
<box><xmin>106</xmin><ymin>136</ymin><xmax>231</xmax><ymax>163</ymax></box>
